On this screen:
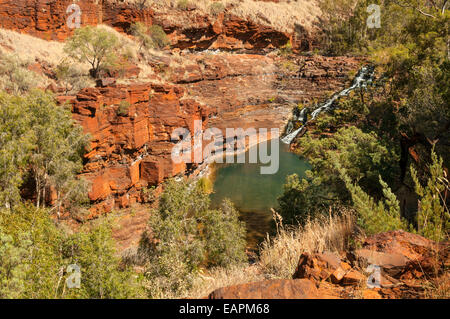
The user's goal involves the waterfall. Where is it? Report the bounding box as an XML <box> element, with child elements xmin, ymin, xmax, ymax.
<box><xmin>281</xmin><ymin>126</ymin><xmax>304</xmax><ymax>144</ymax></box>
<box><xmin>281</xmin><ymin>65</ymin><xmax>375</xmax><ymax>144</ymax></box>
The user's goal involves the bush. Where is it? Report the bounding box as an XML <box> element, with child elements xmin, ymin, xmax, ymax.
<box><xmin>177</xmin><ymin>0</ymin><xmax>190</xmax><ymax>10</ymax></box>
<box><xmin>117</xmin><ymin>100</ymin><xmax>130</xmax><ymax>116</ymax></box>
<box><xmin>142</xmin><ymin>179</ymin><xmax>246</xmax><ymax>297</ymax></box>
<box><xmin>411</xmin><ymin>150</ymin><xmax>450</xmax><ymax>242</ymax></box>
<box><xmin>149</xmin><ymin>25</ymin><xmax>170</xmax><ymax>49</ymax></box>
<box><xmin>64</xmin><ymin>26</ymin><xmax>119</xmax><ymax>79</ymax></box>
<box><xmin>0</xmin><ymin>204</ymin><xmax>142</xmax><ymax>298</ymax></box>
<box><xmin>130</xmin><ymin>22</ymin><xmax>153</xmax><ymax>51</ymax></box>
<box><xmin>131</xmin><ymin>23</ymin><xmax>170</xmax><ymax>50</ymax></box>
<box><xmin>0</xmin><ymin>53</ymin><xmax>39</xmax><ymax>94</ymax></box>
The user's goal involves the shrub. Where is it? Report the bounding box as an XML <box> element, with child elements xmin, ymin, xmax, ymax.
<box><xmin>177</xmin><ymin>0</ymin><xmax>190</xmax><ymax>10</ymax></box>
<box><xmin>142</xmin><ymin>179</ymin><xmax>246</xmax><ymax>297</ymax></box>
<box><xmin>149</xmin><ymin>25</ymin><xmax>170</xmax><ymax>49</ymax></box>
<box><xmin>411</xmin><ymin>150</ymin><xmax>450</xmax><ymax>242</ymax></box>
<box><xmin>130</xmin><ymin>22</ymin><xmax>153</xmax><ymax>51</ymax></box>
<box><xmin>117</xmin><ymin>100</ymin><xmax>130</xmax><ymax>116</ymax></box>
<box><xmin>64</xmin><ymin>26</ymin><xmax>119</xmax><ymax>79</ymax></box>
<box><xmin>0</xmin><ymin>53</ymin><xmax>39</xmax><ymax>94</ymax></box>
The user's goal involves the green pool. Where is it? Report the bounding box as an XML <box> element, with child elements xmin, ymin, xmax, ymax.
<box><xmin>210</xmin><ymin>140</ymin><xmax>310</xmax><ymax>251</ymax></box>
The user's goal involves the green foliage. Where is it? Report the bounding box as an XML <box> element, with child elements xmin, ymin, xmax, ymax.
<box><xmin>411</xmin><ymin>150</ymin><xmax>450</xmax><ymax>242</ymax></box>
<box><xmin>117</xmin><ymin>100</ymin><xmax>130</xmax><ymax>116</ymax></box>
<box><xmin>130</xmin><ymin>22</ymin><xmax>154</xmax><ymax>51</ymax></box>
<box><xmin>0</xmin><ymin>90</ymin><xmax>89</xmax><ymax>211</ymax></box>
<box><xmin>177</xmin><ymin>0</ymin><xmax>190</xmax><ymax>10</ymax></box>
<box><xmin>197</xmin><ymin>176</ymin><xmax>213</xmax><ymax>194</ymax></box>
<box><xmin>0</xmin><ymin>203</ymin><xmax>62</xmax><ymax>298</ymax></box>
<box><xmin>149</xmin><ymin>25</ymin><xmax>170</xmax><ymax>49</ymax></box>
<box><xmin>0</xmin><ymin>204</ymin><xmax>142</xmax><ymax>299</ymax></box>
<box><xmin>130</xmin><ymin>22</ymin><xmax>169</xmax><ymax>50</ymax></box>
<box><xmin>64</xmin><ymin>26</ymin><xmax>119</xmax><ymax>78</ymax></box>
<box><xmin>0</xmin><ymin>53</ymin><xmax>39</xmax><ymax>94</ymax></box>
<box><xmin>279</xmin><ymin>127</ymin><xmax>399</xmax><ymax>225</ymax></box>
<box><xmin>338</xmin><ymin>165</ymin><xmax>409</xmax><ymax>234</ymax></box>
<box><xmin>142</xmin><ymin>179</ymin><xmax>246</xmax><ymax>297</ymax></box>
<box><xmin>63</xmin><ymin>220</ymin><xmax>143</xmax><ymax>299</ymax></box>
<box><xmin>300</xmin><ymin>126</ymin><xmax>399</xmax><ymax>197</ymax></box>
<box><xmin>277</xmin><ymin>173</ymin><xmax>324</xmax><ymax>225</ymax></box>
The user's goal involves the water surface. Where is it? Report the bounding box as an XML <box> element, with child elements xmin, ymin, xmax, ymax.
<box><xmin>210</xmin><ymin>141</ymin><xmax>310</xmax><ymax>250</ymax></box>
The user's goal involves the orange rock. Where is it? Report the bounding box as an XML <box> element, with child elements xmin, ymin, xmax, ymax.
<box><xmin>208</xmin><ymin>279</ymin><xmax>319</xmax><ymax>299</ymax></box>
<box><xmin>341</xmin><ymin>269</ymin><xmax>365</xmax><ymax>286</ymax></box>
<box><xmin>88</xmin><ymin>175</ymin><xmax>111</xmax><ymax>201</ymax></box>
<box><xmin>362</xmin><ymin>289</ymin><xmax>382</xmax><ymax>299</ymax></box>
<box><xmin>293</xmin><ymin>251</ymin><xmax>344</xmax><ymax>282</ymax></box>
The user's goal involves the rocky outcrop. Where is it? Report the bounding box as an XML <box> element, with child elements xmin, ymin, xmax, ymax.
<box><xmin>154</xmin><ymin>11</ymin><xmax>290</xmax><ymax>52</ymax></box>
<box><xmin>208</xmin><ymin>279</ymin><xmax>320</xmax><ymax>299</ymax></box>
<box><xmin>58</xmin><ymin>53</ymin><xmax>362</xmax><ymax>216</ymax></box>
<box><xmin>0</xmin><ymin>0</ymin><xmax>316</xmax><ymax>51</ymax></box>
<box><xmin>209</xmin><ymin>231</ymin><xmax>449</xmax><ymax>299</ymax></box>
<box><xmin>63</xmin><ymin>82</ymin><xmax>209</xmax><ymax>218</ymax></box>
<box><xmin>0</xmin><ymin>0</ymin><xmax>152</xmax><ymax>41</ymax></box>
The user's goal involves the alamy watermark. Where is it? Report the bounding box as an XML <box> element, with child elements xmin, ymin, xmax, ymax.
<box><xmin>66</xmin><ymin>4</ymin><xmax>82</xmax><ymax>29</ymax></box>
<box><xmin>66</xmin><ymin>264</ymin><xmax>81</xmax><ymax>289</ymax></box>
<box><xmin>171</xmin><ymin>120</ymin><xmax>280</xmax><ymax>175</ymax></box>
<box><xmin>367</xmin><ymin>4</ymin><xmax>381</xmax><ymax>29</ymax></box>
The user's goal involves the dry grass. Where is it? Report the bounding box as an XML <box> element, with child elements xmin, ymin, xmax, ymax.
<box><xmin>0</xmin><ymin>26</ymin><xmax>172</xmax><ymax>90</ymax></box>
<box><xmin>166</xmin><ymin>209</ymin><xmax>356</xmax><ymax>298</ymax></box>
<box><xmin>258</xmin><ymin>209</ymin><xmax>356</xmax><ymax>279</ymax></box>
<box><xmin>0</xmin><ymin>28</ymin><xmax>92</xmax><ymax>91</ymax></box>
<box><xmin>183</xmin><ymin>264</ymin><xmax>266</xmax><ymax>298</ymax></box>
<box><xmin>424</xmin><ymin>272</ymin><xmax>450</xmax><ymax>299</ymax></box>
<box><xmin>121</xmin><ymin>0</ymin><xmax>321</xmax><ymax>33</ymax></box>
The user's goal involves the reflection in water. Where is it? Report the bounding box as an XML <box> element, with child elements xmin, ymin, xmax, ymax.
<box><xmin>210</xmin><ymin>140</ymin><xmax>310</xmax><ymax>251</ymax></box>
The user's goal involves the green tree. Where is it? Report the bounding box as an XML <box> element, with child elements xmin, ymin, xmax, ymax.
<box><xmin>63</xmin><ymin>220</ymin><xmax>143</xmax><ymax>299</ymax></box>
<box><xmin>0</xmin><ymin>90</ymin><xmax>89</xmax><ymax>213</ymax></box>
<box><xmin>0</xmin><ymin>204</ymin><xmax>143</xmax><ymax>299</ymax></box>
<box><xmin>0</xmin><ymin>92</ymin><xmax>33</xmax><ymax>208</ymax></box>
<box><xmin>130</xmin><ymin>22</ymin><xmax>153</xmax><ymax>51</ymax></box>
<box><xmin>411</xmin><ymin>150</ymin><xmax>450</xmax><ymax>241</ymax></box>
<box><xmin>0</xmin><ymin>203</ymin><xmax>63</xmax><ymax>298</ymax></box>
<box><xmin>64</xmin><ymin>26</ymin><xmax>119</xmax><ymax>78</ymax></box>
<box><xmin>142</xmin><ymin>179</ymin><xmax>246</xmax><ymax>297</ymax></box>
<box><xmin>337</xmin><ymin>163</ymin><xmax>409</xmax><ymax>234</ymax></box>
<box><xmin>25</xmin><ymin>90</ymin><xmax>89</xmax><ymax>212</ymax></box>
<box><xmin>279</xmin><ymin>126</ymin><xmax>400</xmax><ymax>225</ymax></box>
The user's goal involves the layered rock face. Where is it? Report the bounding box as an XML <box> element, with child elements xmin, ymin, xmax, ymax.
<box><xmin>63</xmin><ymin>53</ymin><xmax>362</xmax><ymax>215</ymax></box>
<box><xmin>0</xmin><ymin>0</ymin><xmax>315</xmax><ymax>51</ymax></box>
<box><xmin>0</xmin><ymin>0</ymin><xmax>362</xmax><ymax>216</ymax></box>
<box><xmin>65</xmin><ymin>82</ymin><xmax>209</xmax><ymax>217</ymax></box>
<box><xmin>0</xmin><ymin>0</ymin><xmax>152</xmax><ymax>40</ymax></box>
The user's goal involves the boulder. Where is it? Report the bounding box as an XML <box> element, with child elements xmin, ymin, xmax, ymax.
<box><xmin>208</xmin><ymin>279</ymin><xmax>319</xmax><ymax>299</ymax></box>
<box><xmin>341</xmin><ymin>269</ymin><xmax>365</xmax><ymax>286</ymax></box>
<box><xmin>293</xmin><ymin>252</ymin><xmax>351</xmax><ymax>284</ymax></box>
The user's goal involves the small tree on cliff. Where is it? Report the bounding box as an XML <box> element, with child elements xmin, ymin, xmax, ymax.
<box><xmin>64</xmin><ymin>26</ymin><xmax>119</xmax><ymax>79</ymax></box>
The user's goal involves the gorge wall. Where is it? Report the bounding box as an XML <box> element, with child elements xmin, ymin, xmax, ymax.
<box><xmin>0</xmin><ymin>0</ymin><xmax>363</xmax><ymax>218</ymax></box>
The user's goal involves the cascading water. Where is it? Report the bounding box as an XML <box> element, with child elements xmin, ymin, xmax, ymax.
<box><xmin>281</xmin><ymin>65</ymin><xmax>375</xmax><ymax>144</ymax></box>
